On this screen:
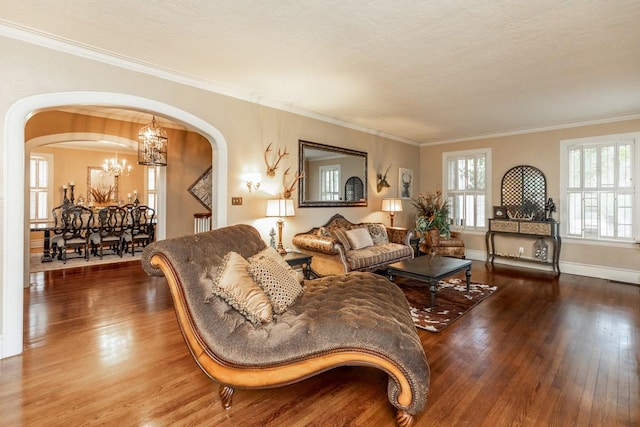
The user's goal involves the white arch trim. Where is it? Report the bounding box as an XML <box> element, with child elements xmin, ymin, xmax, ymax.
<box><xmin>2</xmin><ymin>91</ymin><xmax>228</xmax><ymax>358</ymax></box>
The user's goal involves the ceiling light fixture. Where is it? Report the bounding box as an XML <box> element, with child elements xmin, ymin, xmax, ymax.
<box><xmin>103</xmin><ymin>153</ymin><xmax>131</xmax><ymax>177</ymax></box>
<box><xmin>138</xmin><ymin>116</ymin><xmax>168</xmax><ymax>166</ymax></box>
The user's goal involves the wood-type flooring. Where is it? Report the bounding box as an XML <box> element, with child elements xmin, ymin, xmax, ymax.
<box><xmin>1</xmin><ymin>260</ymin><xmax>638</xmax><ymax>426</ymax></box>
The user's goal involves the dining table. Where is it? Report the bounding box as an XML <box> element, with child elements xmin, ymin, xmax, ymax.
<box><xmin>30</xmin><ymin>221</ymin><xmax>56</xmax><ymax>262</ymax></box>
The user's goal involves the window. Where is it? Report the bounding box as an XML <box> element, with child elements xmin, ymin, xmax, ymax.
<box><xmin>443</xmin><ymin>148</ymin><xmax>491</xmax><ymax>231</ymax></box>
<box><xmin>147</xmin><ymin>166</ymin><xmax>159</xmax><ymax>211</ymax></box>
<box><xmin>319</xmin><ymin>165</ymin><xmax>340</xmax><ymax>201</ymax></box>
<box><xmin>562</xmin><ymin>133</ymin><xmax>637</xmax><ymax>241</ymax></box>
<box><xmin>30</xmin><ymin>153</ymin><xmax>53</xmax><ymax>222</ymax></box>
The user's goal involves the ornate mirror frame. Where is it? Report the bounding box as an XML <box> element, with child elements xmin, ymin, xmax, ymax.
<box><xmin>298</xmin><ymin>140</ymin><xmax>368</xmax><ymax>207</ymax></box>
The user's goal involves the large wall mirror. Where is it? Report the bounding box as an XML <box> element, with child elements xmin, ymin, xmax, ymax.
<box><xmin>298</xmin><ymin>140</ymin><xmax>368</xmax><ymax>207</ymax></box>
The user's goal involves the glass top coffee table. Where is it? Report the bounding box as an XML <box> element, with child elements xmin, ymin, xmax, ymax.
<box><xmin>387</xmin><ymin>256</ymin><xmax>472</xmax><ymax>308</ymax></box>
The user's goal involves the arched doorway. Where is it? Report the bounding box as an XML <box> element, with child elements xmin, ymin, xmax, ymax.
<box><xmin>2</xmin><ymin>91</ymin><xmax>228</xmax><ymax>358</ymax></box>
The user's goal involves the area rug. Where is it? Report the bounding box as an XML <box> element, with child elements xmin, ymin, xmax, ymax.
<box><xmin>396</xmin><ymin>277</ymin><xmax>498</xmax><ymax>332</ymax></box>
<box><xmin>29</xmin><ymin>252</ymin><xmax>141</xmax><ymax>273</ymax></box>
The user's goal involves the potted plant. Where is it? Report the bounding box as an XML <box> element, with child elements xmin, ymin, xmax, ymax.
<box><xmin>412</xmin><ymin>190</ymin><xmax>451</xmax><ymax>249</ymax></box>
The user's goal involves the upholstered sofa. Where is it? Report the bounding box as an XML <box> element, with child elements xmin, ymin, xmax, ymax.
<box><xmin>292</xmin><ymin>214</ymin><xmax>414</xmax><ymax>276</ymax></box>
<box><xmin>141</xmin><ymin>224</ymin><xmax>429</xmax><ymax>427</ymax></box>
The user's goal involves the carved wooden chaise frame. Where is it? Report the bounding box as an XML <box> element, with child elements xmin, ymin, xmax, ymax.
<box><xmin>142</xmin><ymin>224</ymin><xmax>429</xmax><ymax>426</ymax></box>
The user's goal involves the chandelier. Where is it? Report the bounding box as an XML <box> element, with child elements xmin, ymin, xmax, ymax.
<box><xmin>103</xmin><ymin>154</ymin><xmax>131</xmax><ymax>177</ymax></box>
<box><xmin>138</xmin><ymin>116</ymin><xmax>168</xmax><ymax>166</ymax></box>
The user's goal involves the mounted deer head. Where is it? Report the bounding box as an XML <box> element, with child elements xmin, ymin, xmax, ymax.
<box><xmin>376</xmin><ymin>164</ymin><xmax>391</xmax><ymax>193</ymax></box>
<box><xmin>264</xmin><ymin>143</ymin><xmax>289</xmax><ymax>177</ymax></box>
<box><xmin>282</xmin><ymin>167</ymin><xmax>303</xmax><ymax>199</ymax></box>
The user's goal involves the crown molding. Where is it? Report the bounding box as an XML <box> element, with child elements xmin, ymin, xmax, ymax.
<box><xmin>0</xmin><ymin>21</ymin><xmax>418</xmax><ymax>146</ymax></box>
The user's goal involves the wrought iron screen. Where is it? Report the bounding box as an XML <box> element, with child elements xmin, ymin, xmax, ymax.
<box><xmin>344</xmin><ymin>176</ymin><xmax>364</xmax><ymax>202</ymax></box>
<box><xmin>501</xmin><ymin>165</ymin><xmax>547</xmax><ymax>220</ymax></box>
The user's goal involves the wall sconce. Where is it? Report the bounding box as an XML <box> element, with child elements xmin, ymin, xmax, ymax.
<box><xmin>382</xmin><ymin>198</ymin><xmax>403</xmax><ymax>227</ymax></box>
<box><xmin>244</xmin><ymin>173</ymin><xmax>262</xmax><ymax>192</ymax></box>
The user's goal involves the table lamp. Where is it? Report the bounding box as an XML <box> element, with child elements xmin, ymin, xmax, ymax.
<box><xmin>266</xmin><ymin>198</ymin><xmax>295</xmax><ymax>254</ymax></box>
<box><xmin>382</xmin><ymin>198</ymin><xmax>403</xmax><ymax>227</ymax></box>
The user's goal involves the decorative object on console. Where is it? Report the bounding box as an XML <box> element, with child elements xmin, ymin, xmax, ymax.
<box><xmin>264</xmin><ymin>142</ymin><xmax>288</xmax><ymax>177</ymax></box>
<box><xmin>138</xmin><ymin>116</ymin><xmax>168</xmax><ymax>166</ymax></box>
<box><xmin>282</xmin><ymin>167</ymin><xmax>303</xmax><ymax>199</ymax></box>
<box><xmin>399</xmin><ymin>167</ymin><xmax>413</xmax><ymax>199</ymax></box>
<box><xmin>376</xmin><ymin>164</ymin><xmax>391</xmax><ymax>193</ymax></box>
<box><xmin>382</xmin><ymin>198</ymin><xmax>403</xmax><ymax>227</ymax></box>
<box><xmin>545</xmin><ymin>198</ymin><xmax>556</xmax><ymax>221</ymax></box>
<box><xmin>493</xmin><ymin>206</ymin><xmax>506</xmax><ymax>219</ymax></box>
<box><xmin>265</xmin><ymin>198</ymin><xmax>295</xmax><ymax>254</ymax></box>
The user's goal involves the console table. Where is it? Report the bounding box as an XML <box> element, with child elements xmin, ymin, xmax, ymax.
<box><xmin>485</xmin><ymin>219</ymin><xmax>561</xmax><ymax>274</ymax></box>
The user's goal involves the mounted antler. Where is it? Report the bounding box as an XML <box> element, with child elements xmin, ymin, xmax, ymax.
<box><xmin>264</xmin><ymin>143</ymin><xmax>289</xmax><ymax>177</ymax></box>
<box><xmin>376</xmin><ymin>164</ymin><xmax>391</xmax><ymax>193</ymax></box>
<box><xmin>282</xmin><ymin>167</ymin><xmax>303</xmax><ymax>199</ymax></box>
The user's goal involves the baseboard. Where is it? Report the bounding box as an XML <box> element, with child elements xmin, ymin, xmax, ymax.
<box><xmin>465</xmin><ymin>248</ymin><xmax>640</xmax><ymax>285</ymax></box>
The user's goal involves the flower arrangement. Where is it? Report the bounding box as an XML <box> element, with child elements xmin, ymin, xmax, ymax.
<box><xmin>412</xmin><ymin>190</ymin><xmax>451</xmax><ymax>238</ymax></box>
<box><xmin>90</xmin><ymin>186</ymin><xmax>115</xmax><ymax>204</ymax></box>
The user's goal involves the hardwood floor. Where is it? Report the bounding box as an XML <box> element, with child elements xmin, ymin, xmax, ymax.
<box><xmin>1</xmin><ymin>260</ymin><xmax>638</xmax><ymax>426</ymax></box>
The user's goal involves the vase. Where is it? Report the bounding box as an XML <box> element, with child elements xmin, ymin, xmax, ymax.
<box><xmin>427</xmin><ymin>229</ymin><xmax>440</xmax><ymax>254</ymax></box>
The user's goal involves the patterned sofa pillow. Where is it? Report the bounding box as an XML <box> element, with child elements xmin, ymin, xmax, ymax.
<box><xmin>208</xmin><ymin>251</ymin><xmax>273</xmax><ymax>325</ymax></box>
<box><xmin>249</xmin><ymin>246</ymin><xmax>303</xmax><ymax>283</ymax></box>
<box><xmin>248</xmin><ymin>256</ymin><xmax>305</xmax><ymax>314</ymax></box>
<box><xmin>367</xmin><ymin>223</ymin><xmax>390</xmax><ymax>244</ymax></box>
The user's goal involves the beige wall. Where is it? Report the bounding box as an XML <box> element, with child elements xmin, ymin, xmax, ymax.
<box><xmin>419</xmin><ymin>119</ymin><xmax>640</xmax><ymax>273</ymax></box>
<box><xmin>0</xmin><ymin>35</ymin><xmax>421</xmax><ymax>345</ymax></box>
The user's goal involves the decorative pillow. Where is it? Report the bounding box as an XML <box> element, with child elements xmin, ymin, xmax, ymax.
<box><xmin>249</xmin><ymin>246</ymin><xmax>302</xmax><ymax>283</ymax></box>
<box><xmin>331</xmin><ymin>227</ymin><xmax>352</xmax><ymax>250</ymax></box>
<box><xmin>345</xmin><ymin>227</ymin><xmax>374</xmax><ymax>250</ymax></box>
<box><xmin>208</xmin><ymin>251</ymin><xmax>273</xmax><ymax>325</ymax></box>
<box><xmin>367</xmin><ymin>223</ymin><xmax>389</xmax><ymax>244</ymax></box>
<box><xmin>316</xmin><ymin>226</ymin><xmax>331</xmax><ymax>237</ymax></box>
<box><xmin>248</xmin><ymin>256</ymin><xmax>304</xmax><ymax>314</ymax></box>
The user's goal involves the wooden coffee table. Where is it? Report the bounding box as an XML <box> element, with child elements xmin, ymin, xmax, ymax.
<box><xmin>387</xmin><ymin>256</ymin><xmax>472</xmax><ymax>308</ymax></box>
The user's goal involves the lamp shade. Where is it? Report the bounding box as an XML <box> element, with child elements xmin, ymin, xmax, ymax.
<box><xmin>382</xmin><ymin>198</ymin><xmax>403</xmax><ymax>212</ymax></box>
<box><xmin>266</xmin><ymin>199</ymin><xmax>295</xmax><ymax>217</ymax></box>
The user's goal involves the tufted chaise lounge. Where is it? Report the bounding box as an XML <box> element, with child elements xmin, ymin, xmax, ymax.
<box><xmin>141</xmin><ymin>224</ymin><xmax>429</xmax><ymax>426</ymax></box>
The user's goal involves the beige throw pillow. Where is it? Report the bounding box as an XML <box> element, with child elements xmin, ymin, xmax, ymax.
<box><xmin>345</xmin><ymin>227</ymin><xmax>374</xmax><ymax>250</ymax></box>
<box><xmin>249</xmin><ymin>246</ymin><xmax>302</xmax><ymax>283</ymax></box>
<box><xmin>209</xmin><ymin>251</ymin><xmax>273</xmax><ymax>325</ymax></box>
<box><xmin>248</xmin><ymin>256</ymin><xmax>304</xmax><ymax>314</ymax></box>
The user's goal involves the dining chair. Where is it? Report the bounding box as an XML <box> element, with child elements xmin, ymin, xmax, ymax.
<box><xmin>59</xmin><ymin>205</ymin><xmax>94</xmax><ymax>264</ymax></box>
<box><xmin>51</xmin><ymin>201</ymin><xmax>73</xmax><ymax>260</ymax></box>
<box><xmin>122</xmin><ymin>205</ymin><xmax>156</xmax><ymax>256</ymax></box>
<box><xmin>90</xmin><ymin>205</ymin><xmax>128</xmax><ymax>259</ymax></box>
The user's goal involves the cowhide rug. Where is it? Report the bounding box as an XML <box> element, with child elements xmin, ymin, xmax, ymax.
<box><xmin>396</xmin><ymin>277</ymin><xmax>498</xmax><ymax>332</ymax></box>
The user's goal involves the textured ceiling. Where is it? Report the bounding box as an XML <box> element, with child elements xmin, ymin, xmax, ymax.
<box><xmin>2</xmin><ymin>0</ymin><xmax>640</xmax><ymax>144</ymax></box>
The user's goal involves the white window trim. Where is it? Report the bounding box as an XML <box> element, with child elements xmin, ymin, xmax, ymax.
<box><xmin>30</xmin><ymin>152</ymin><xmax>54</xmax><ymax>223</ymax></box>
<box><xmin>319</xmin><ymin>164</ymin><xmax>340</xmax><ymax>201</ymax></box>
<box><xmin>559</xmin><ymin>131</ymin><xmax>639</xmax><ymax>244</ymax></box>
<box><xmin>442</xmin><ymin>147</ymin><xmax>492</xmax><ymax>233</ymax></box>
